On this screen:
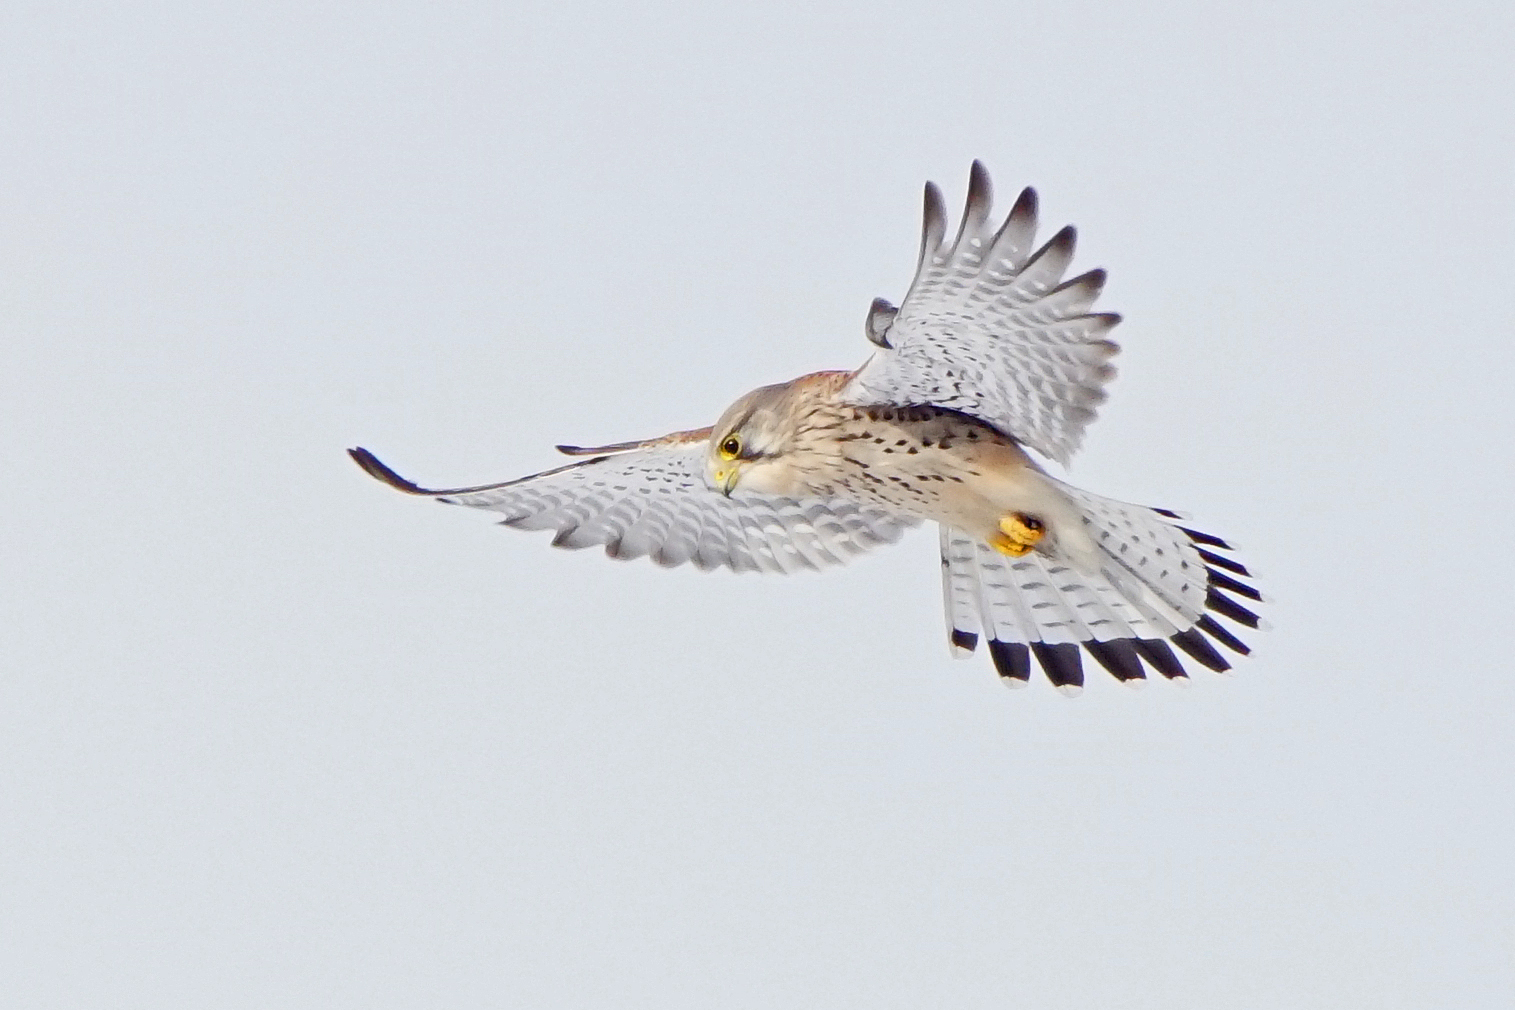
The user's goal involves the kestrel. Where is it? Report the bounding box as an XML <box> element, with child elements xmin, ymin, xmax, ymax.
<box><xmin>351</xmin><ymin>163</ymin><xmax>1262</xmax><ymax>693</ymax></box>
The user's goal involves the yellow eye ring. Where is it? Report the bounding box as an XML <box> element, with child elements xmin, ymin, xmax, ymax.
<box><xmin>719</xmin><ymin>435</ymin><xmax>742</xmax><ymax>460</ymax></box>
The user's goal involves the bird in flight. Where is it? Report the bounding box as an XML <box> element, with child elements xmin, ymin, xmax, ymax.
<box><xmin>351</xmin><ymin>162</ymin><xmax>1261</xmax><ymax>693</ymax></box>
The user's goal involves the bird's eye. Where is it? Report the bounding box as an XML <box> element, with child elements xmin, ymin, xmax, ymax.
<box><xmin>719</xmin><ymin>435</ymin><xmax>742</xmax><ymax>460</ymax></box>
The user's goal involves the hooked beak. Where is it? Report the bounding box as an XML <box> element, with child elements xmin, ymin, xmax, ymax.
<box><xmin>712</xmin><ymin>465</ymin><xmax>740</xmax><ymax>498</ymax></box>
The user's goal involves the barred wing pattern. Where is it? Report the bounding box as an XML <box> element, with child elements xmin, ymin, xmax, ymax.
<box><xmin>844</xmin><ymin>161</ymin><xmax>1121</xmax><ymax>464</ymax></box>
<box><xmin>938</xmin><ymin>485</ymin><xmax>1262</xmax><ymax>693</ymax></box>
<box><xmin>348</xmin><ymin>442</ymin><xmax>917</xmax><ymax>574</ymax></box>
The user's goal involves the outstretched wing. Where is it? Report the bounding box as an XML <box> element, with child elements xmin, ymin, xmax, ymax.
<box><xmin>349</xmin><ymin>435</ymin><xmax>917</xmax><ymax>574</ymax></box>
<box><xmin>843</xmin><ymin>161</ymin><xmax>1121</xmax><ymax>464</ymax></box>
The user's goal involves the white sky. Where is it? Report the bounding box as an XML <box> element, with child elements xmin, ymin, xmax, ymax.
<box><xmin>4</xmin><ymin>2</ymin><xmax>1513</xmax><ymax>1007</ymax></box>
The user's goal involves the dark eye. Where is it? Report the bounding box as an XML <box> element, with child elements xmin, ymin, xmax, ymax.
<box><xmin>720</xmin><ymin>436</ymin><xmax>742</xmax><ymax>458</ymax></box>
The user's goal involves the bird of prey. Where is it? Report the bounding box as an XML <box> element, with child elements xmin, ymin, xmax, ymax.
<box><xmin>350</xmin><ymin>162</ymin><xmax>1261</xmax><ymax>693</ymax></box>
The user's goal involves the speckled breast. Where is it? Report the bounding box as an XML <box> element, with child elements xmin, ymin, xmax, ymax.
<box><xmin>798</xmin><ymin>404</ymin><xmax>1020</xmax><ymax>514</ymax></box>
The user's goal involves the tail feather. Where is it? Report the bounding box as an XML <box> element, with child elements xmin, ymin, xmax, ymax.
<box><xmin>936</xmin><ymin>482</ymin><xmax>1261</xmax><ymax>689</ymax></box>
<box><xmin>938</xmin><ymin>525</ymin><xmax>982</xmax><ymax>658</ymax></box>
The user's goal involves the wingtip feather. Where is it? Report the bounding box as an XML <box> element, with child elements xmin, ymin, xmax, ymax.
<box><xmin>1010</xmin><ymin>185</ymin><xmax>1038</xmax><ymax>225</ymax></box>
<box><xmin>348</xmin><ymin>447</ymin><xmax>433</xmax><ymax>495</ymax></box>
<box><xmin>1047</xmin><ymin>223</ymin><xmax>1077</xmax><ymax>256</ymax></box>
<box><xmin>961</xmin><ymin>160</ymin><xmax>994</xmax><ymax>231</ymax></box>
<box><xmin>920</xmin><ymin>180</ymin><xmax>947</xmax><ymax>264</ymax></box>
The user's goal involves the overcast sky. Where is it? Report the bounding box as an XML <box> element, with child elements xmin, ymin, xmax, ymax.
<box><xmin>4</xmin><ymin>2</ymin><xmax>1513</xmax><ymax>1007</ymax></box>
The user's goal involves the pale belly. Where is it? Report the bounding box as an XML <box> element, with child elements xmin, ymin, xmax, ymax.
<box><xmin>795</xmin><ymin>405</ymin><xmax>1095</xmax><ymax>561</ymax></box>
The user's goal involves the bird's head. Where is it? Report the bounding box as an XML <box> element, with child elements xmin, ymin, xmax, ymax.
<box><xmin>706</xmin><ymin>382</ymin><xmax>802</xmax><ymax>498</ymax></box>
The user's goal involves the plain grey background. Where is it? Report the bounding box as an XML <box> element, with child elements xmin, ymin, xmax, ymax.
<box><xmin>4</xmin><ymin>2</ymin><xmax>1512</xmax><ymax>1007</ymax></box>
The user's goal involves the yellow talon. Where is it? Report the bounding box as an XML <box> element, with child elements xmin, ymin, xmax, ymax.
<box><xmin>990</xmin><ymin>512</ymin><xmax>1045</xmax><ymax>557</ymax></box>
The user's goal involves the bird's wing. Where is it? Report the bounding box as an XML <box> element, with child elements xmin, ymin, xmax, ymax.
<box><xmin>937</xmin><ymin>486</ymin><xmax>1262</xmax><ymax>692</ymax></box>
<box><xmin>349</xmin><ymin>433</ymin><xmax>917</xmax><ymax>574</ymax></box>
<box><xmin>842</xmin><ymin>161</ymin><xmax>1121</xmax><ymax>465</ymax></box>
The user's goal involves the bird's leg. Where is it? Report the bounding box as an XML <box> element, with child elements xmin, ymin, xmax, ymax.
<box><xmin>989</xmin><ymin>512</ymin><xmax>1045</xmax><ymax>557</ymax></box>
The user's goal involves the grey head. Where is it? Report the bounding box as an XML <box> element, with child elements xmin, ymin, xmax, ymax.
<box><xmin>706</xmin><ymin>381</ymin><xmax>807</xmax><ymax>498</ymax></box>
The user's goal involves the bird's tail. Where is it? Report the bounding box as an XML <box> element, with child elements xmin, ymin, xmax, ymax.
<box><xmin>939</xmin><ymin>483</ymin><xmax>1262</xmax><ymax>693</ymax></box>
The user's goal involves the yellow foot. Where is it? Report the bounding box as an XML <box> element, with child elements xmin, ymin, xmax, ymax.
<box><xmin>989</xmin><ymin>512</ymin><xmax>1046</xmax><ymax>557</ymax></box>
